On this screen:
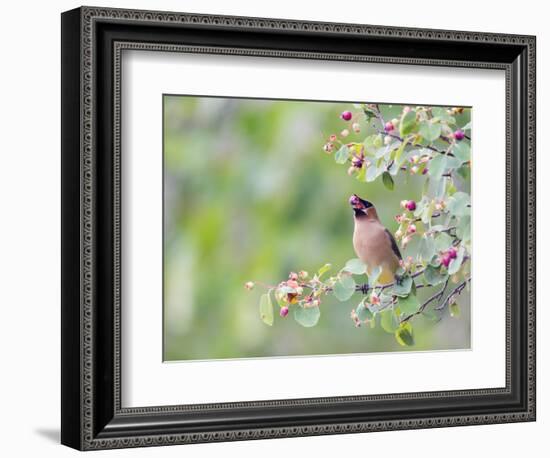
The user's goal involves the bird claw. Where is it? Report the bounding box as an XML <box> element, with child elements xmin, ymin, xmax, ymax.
<box><xmin>359</xmin><ymin>283</ymin><xmax>370</xmax><ymax>295</ymax></box>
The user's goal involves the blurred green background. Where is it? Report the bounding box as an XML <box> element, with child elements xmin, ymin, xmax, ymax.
<box><xmin>163</xmin><ymin>96</ymin><xmax>470</xmax><ymax>361</ymax></box>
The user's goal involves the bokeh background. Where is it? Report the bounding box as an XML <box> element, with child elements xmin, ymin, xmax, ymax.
<box><xmin>163</xmin><ymin>96</ymin><xmax>471</xmax><ymax>361</ymax></box>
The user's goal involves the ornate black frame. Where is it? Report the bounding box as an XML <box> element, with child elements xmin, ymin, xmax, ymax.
<box><xmin>61</xmin><ymin>6</ymin><xmax>536</xmax><ymax>451</ymax></box>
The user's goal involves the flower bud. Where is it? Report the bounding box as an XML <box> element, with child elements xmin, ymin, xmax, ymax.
<box><xmin>391</xmin><ymin>118</ymin><xmax>399</xmax><ymax>127</ymax></box>
<box><xmin>352</xmin><ymin>122</ymin><xmax>361</xmax><ymax>133</ymax></box>
<box><xmin>341</xmin><ymin>111</ymin><xmax>353</xmax><ymax>121</ymax></box>
<box><xmin>244</xmin><ymin>281</ymin><xmax>255</xmax><ymax>290</ymax></box>
<box><xmin>448</xmin><ymin>247</ymin><xmax>458</xmax><ymax>259</ymax></box>
<box><xmin>323</xmin><ymin>143</ymin><xmax>334</xmax><ymax>154</ymax></box>
<box><xmin>407</xmin><ymin>224</ymin><xmax>417</xmax><ymax>234</ymax></box>
<box><xmin>384</xmin><ymin>135</ymin><xmax>392</xmax><ymax>145</ymax></box>
<box><xmin>395</xmin><ymin>229</ymin><xmax>403</xmax><ymax>239</ymax></box>
<box><xmin>288</xmin><ymin>272</ymin><xmax>298</xmax><ymax>281</ymax></box>
<box><xmin>340</xmin><ymin>129</ymin><xmax>350</xmax><ymax>137</ymax></box>
<box><xmin>441</xmin><ymin>254</ymin><xmax>451</xmax><ymax>268</ymax></box>
<box><xmin>403</xmin><ymin>106</ymin><xmax>412</xmax><ymax>114</ymax></box>
<box><xmin>287</xmin><ymin>279</ymin><xmax>299</xmax><ymax>289</ymax></box>
<box><xmin>329</xmin><ymin>134</ymin><xmax>337</xmax><ymax>142</ymax></box>
<box><xmin>280</xmin><ymin>306</ymin><xmax>289</xmax><ymax>317</ymax></box>
<box><xmin>370</xmin><ymin>293</ymin><xmax>380</xmax><ymax>305</ymax></box>
<box><xmin>298</xmin><ymin>270</ymin><xmax>308</xmax><ymax>280</ymax></box>
<box><xmin>384</xmin><ymin>121</ymin><xmax>394</xmax><ymax>132</ymax></box>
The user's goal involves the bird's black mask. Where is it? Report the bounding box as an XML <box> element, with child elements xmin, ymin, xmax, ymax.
<box><xmin>349</xmin><ymin>194</ymin><xmax>373</xmax><ymax>217</ymax></box>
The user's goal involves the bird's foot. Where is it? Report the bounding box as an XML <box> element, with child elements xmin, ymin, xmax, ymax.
<box><xmin>358</xmin><ymin>283</ymin><xmax>370</xmax><ymax>295</ymax></box>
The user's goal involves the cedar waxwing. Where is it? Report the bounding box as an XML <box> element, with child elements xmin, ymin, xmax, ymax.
<box><xmin>349</xmin><ymin>194</ymin><xmax>402</xmax><ymax>284</ymax></box>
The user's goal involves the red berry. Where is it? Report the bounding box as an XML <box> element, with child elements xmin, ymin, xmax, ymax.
<box><xmin>405</xmin><ymin>200</ymin><xmax>416</xmax><ymax>211</ymax></box>
<box><xmin>448</xmin><ymin>247</ymin><xmax>458</xmax><ymax>259</ymax></box>
<box><xmin>280</xmin><ymin>306</ymin><xmax>289</xmax><ymax>317</ymax></box>
<box><xmin>341</xmin><ymin>111</ymin><xmax>353</xmax><ymax>121</ymax></box>
<box><xmin>454</xmin><ymin>129</ymin><xmax>465</xmax><ymax>141</ymax></box>
<box><xmin>384</xmin><ymin>121</ymin><xmax>394</xmax><ymax>132</ymax></box>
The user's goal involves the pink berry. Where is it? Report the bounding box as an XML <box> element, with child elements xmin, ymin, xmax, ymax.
<box><xmin>454</xmin><ymin>129</ymin><xmax>465</xmax><ymax>141</ymax></box>
<box><xmin>384</xmin><ymin>121</ymin><xmax>394</xmax><ymax>132</ymax></box>
<box><xmin>280</xmin><ymin>306</ymin><xmax>289</xmax><ymax>317</ymax></box>
<box><xmin>407</xmin><ymin>224</ymin><xmax>417</xmax><ymax>234</ymax></box>
<box><xmin>448</xmin><ymin>247</ymin><xmax>458</xmax><ymax>259</ymax></box>
<box><xmin>441</xmin><ymin>254</ymin><xmax>451</xmax><ymax>268</ymax></box>
<box><xmin>341</xmin><ymin>111</ymin><xmax>353</xmax><ymax>121</ymax></box>
<box><xmin>405</xmin><ymin>200</ymin><xmax>416</xmax><ymax>211</ymax></box>
<box><xmin>349</xmin><ymin>194</ymin><xmax>361</xmax><ymax>206</ymax></box>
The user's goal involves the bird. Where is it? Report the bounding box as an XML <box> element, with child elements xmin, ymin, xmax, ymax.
<box><xmin>349</xmin><ymin>194</ymin><xmax>402</xmax><ymax>285</ymax></box>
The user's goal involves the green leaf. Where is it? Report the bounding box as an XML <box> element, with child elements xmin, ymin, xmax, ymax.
<box><xmin>445</xmin><ymin>156</ymin><xmax>462</xmax><ymax>170</ymax></box>
<box><xmin>395</xmin><ymin>322</ymin><xmax>415</xmax><ymax>346</ymax></box>
<box><xmin>333</xmin><ymin>274</ymin><xmax>356</xmax><ymax>301</ymax></box>
<box><xmin>431</xmin><ymin>107</ymin><xmax>455</xmax><ymax>124</ymax></box>
<box><xmin>365</xmin><ymin>163</ymin><xmax>380</xmax><ymax>182</ymax></box>
<box><xmin>450</xmin><ymin>302</ymin><xmax>461</xmax><ymax>318</ymax></box>
<box><xmin>343</xmin><ymin>258</ymin><xmax>367</xmax><ymax>275</ymax></box>
<box><xmin>394</xmin><ymin>138</ymin><xmax>409</xmax><ymax>166</ymax></box>
<box><xmin>400</xmin><ymin>110</ymin><xmax>417</xmax><ymax>137</ymax></box>
<box><xmin>382</xmin><ymin>171</ymin><xmax>394</xmax><ymax>190</ymax></box>
<box><xmin>422</xmin><ymin>309</ymin><xmax>441</xmax><ymax>322</ymax></box>
<box><xmin>428</xmin><ymin>154</ymin><xmax>447</xmax><ymax>180</ymax></box>
<box><xmin>456</xmin><ymin>216</ymin><xmax>471</xmax><ymax>242</ymax></box>
<box><xmin>397</xmin><ymin>293</ymin><xmax>420</xmax><ymax>315</ymax></box>
<box><xmin>424</xmin><ymin>265</ymin><xmax>448</xmax><ymax>286</ymax></box>
<box><xmin>419</xmin><ymin>235</ymin><xmax>436</xmax><ymax>263</ymax></box>
<box><xmin>448</xmin><ymin>246</ymin><xmax>466</xmax><ymax>275</ymax></box>
<box><xmin>293</xmin><ymin>305</ymin><xmax>320</xmax><ymax>327</ymax></box>
<box><xmin>447</xmin><ymin>192</ymin><xmax>471</xmax><ymax>217</ymax></box>
<box><xmin>421</xmin><ymin>200</ymin><xmax>435</xmax><ymax>225</ymax></box>
<box><xmin>457</xmin><ymin>164</ymin><xmax>471</xmax><ymax>182</ymax></box>
<box><xmin>317</xmin><ymin>263</ymin><xmax>332</xmax><ymax>277</ymax></box>
<box><xmin>461</xmin><ymin>121</ymin><xmax>471</xmax><ymax>131</ymax></box>
<box><xmin>335</xmin><ymin>145</ymin><xmax>350</xmax><ymax>164</ymax></box>
<box><xmin>356</xmin><ymin>300</ymin><xmax>373</xmax><ymax>322</ymax></box>
<box><xmin>452</xmin><ymin>142</ymin><xmax>470</xmax><ymax>162</ymax></box>
<box><xmin>259</xmin><ymin>293</ymin><xmax>274</xmax><ymax>326</ymax></box>
<box><xmin>434</xmin><ymin>232</ymin><xmax>453</xmax><ymax>252</ymax></box>
<box><xmin>363</xmin><ymin>134</ymin><xmax>382</xmax><ymax>155</ymax></box>
<box><xmin>380</xmin><ymin>308</ymin><xmax>398</xmax><ymax>334</ymax></box>
<box><xmin>393</xmin><ymin>275</ymin><xmax>413</xmax><ymax>297</ymax></box>
<box><xmin>419</xmin><ymin>121</ymin><xmax>442</xmax><ymax>142</ymax></box>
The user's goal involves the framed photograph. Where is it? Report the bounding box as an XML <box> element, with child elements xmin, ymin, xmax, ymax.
<box><xmin>61</xmin><ymin>6</ymin><xmax>536</xmax><ymax>450</ymax></box>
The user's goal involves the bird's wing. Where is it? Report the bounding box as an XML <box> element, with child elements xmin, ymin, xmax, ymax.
<box><xmin>385</xmin><ymin>229</ymin><xmax>402</xmax><ymax>260</ymax></box>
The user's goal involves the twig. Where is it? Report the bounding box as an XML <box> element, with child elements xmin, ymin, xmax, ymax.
<box><xmin>435</xmin><ymin>277</ymin><xmax>471</xmax><ymax>311</ymax></box>
<box><xmin>355</xmin><ymin>268</ymin><xmax>427</xmax><ymax>295</ymax></box>
<box><xmin>401</xmin><ymin>278</ymin><xmax>449</xmax><ymax>322</ymax></box>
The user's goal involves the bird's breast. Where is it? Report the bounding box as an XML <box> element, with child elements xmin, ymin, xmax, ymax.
<box><xmin>353</xmin><ymin>221</ymin><xmax>394</xmax><ymax>267</ymax></box>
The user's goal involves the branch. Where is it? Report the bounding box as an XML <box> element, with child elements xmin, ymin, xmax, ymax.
<box><xmin>355</xmin><ymin>268</ymin><xmax>427</xmax><ymax>295</ymax></box>
<box><xmin>435</xmin><ymin>277</ymin><xmax>471</xmax><ymax>311</ymax></box>
<box><xmin>401</xmin><ymin>277</ymin><xmax>449</xmax><ymax>322</ymax></box>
